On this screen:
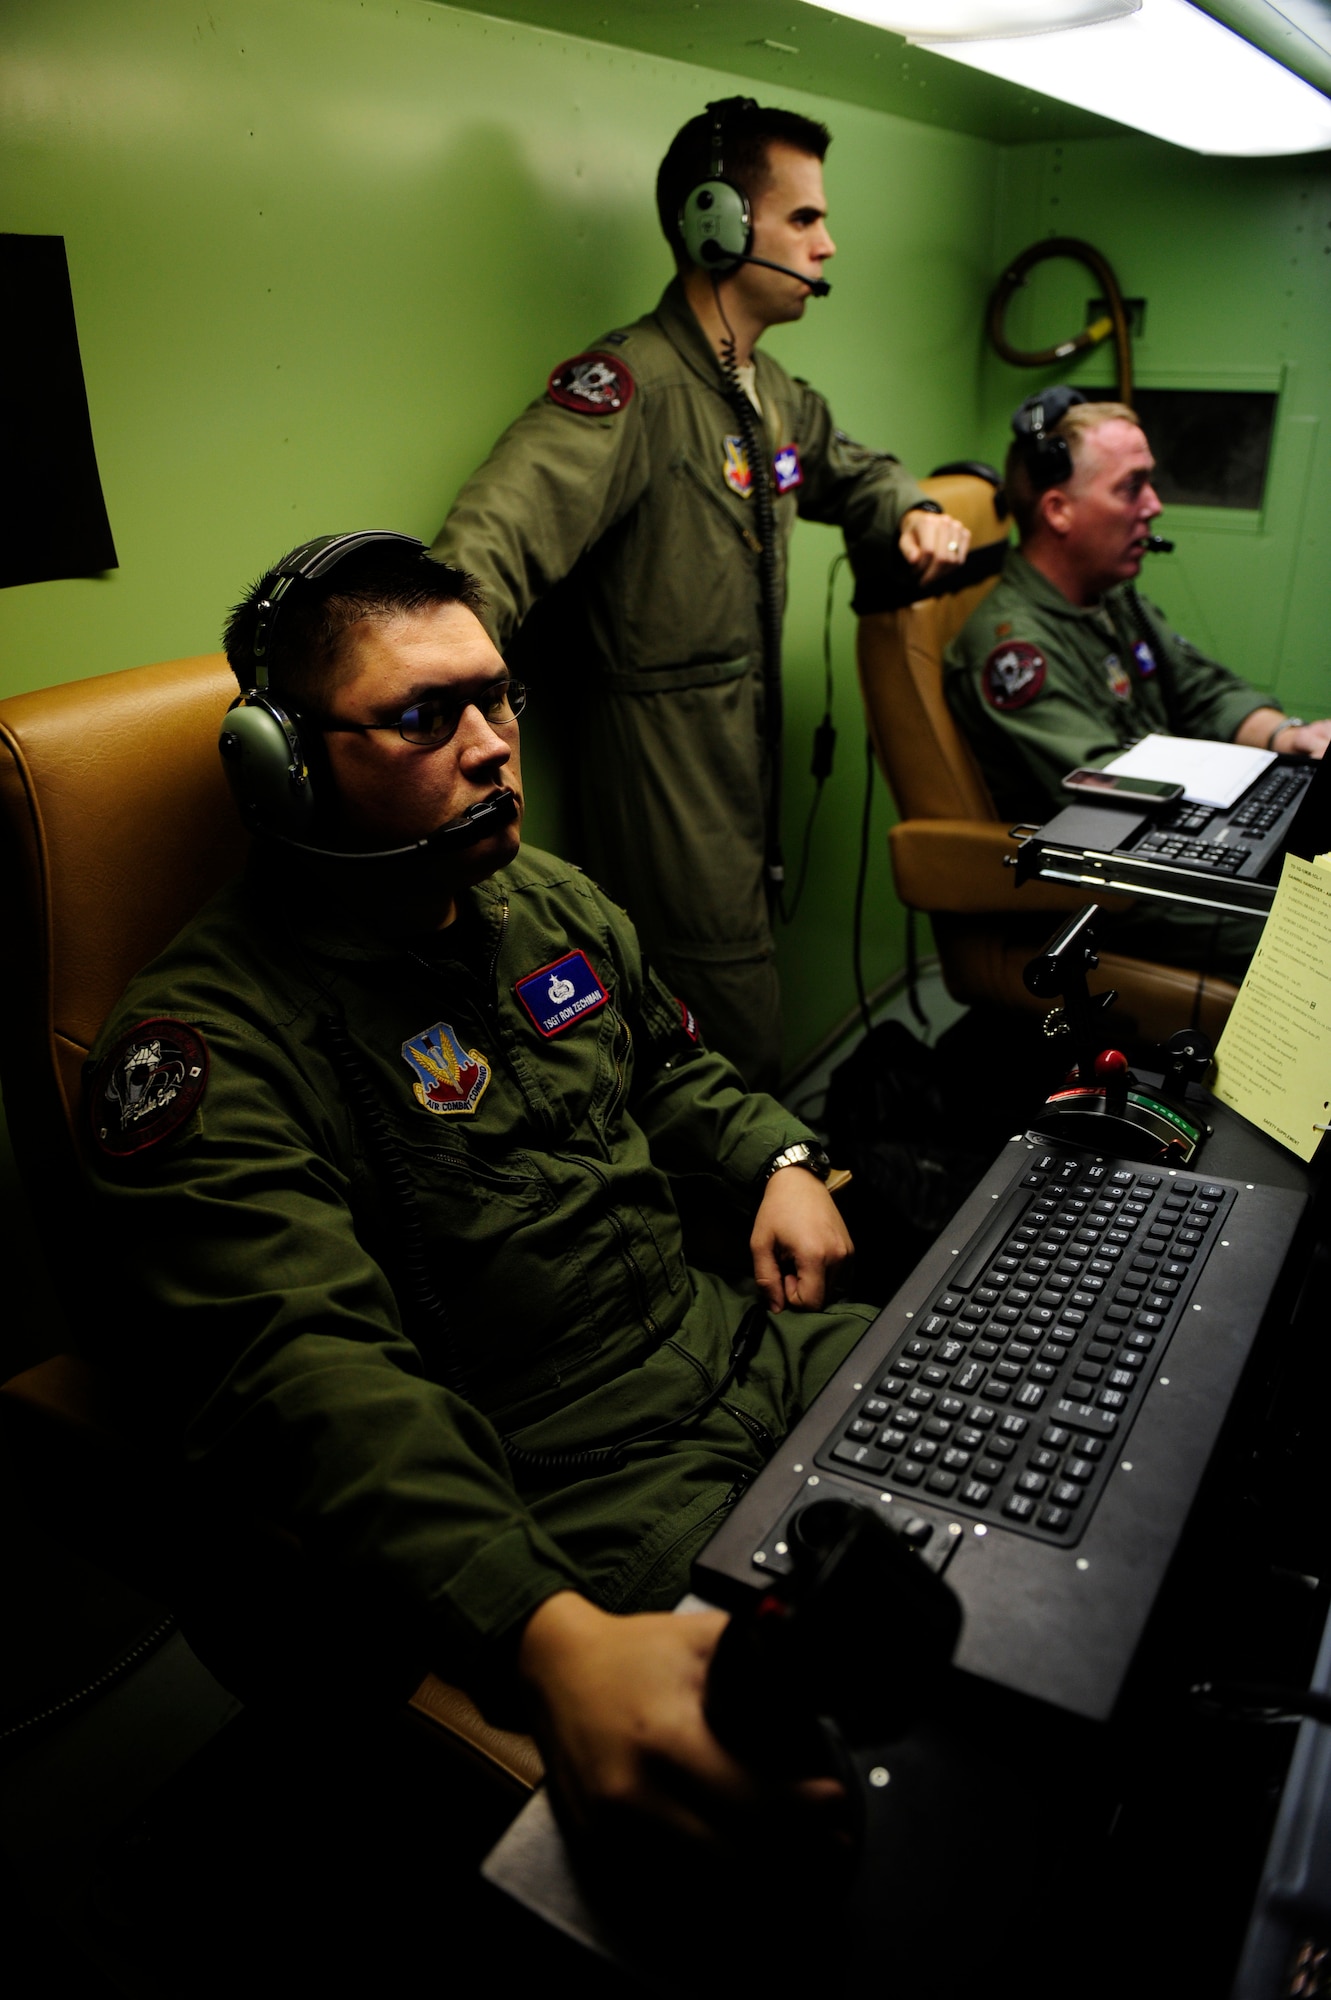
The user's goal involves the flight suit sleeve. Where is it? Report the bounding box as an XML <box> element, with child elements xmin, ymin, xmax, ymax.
<box><xmin>592</xmin><ymin>889</ymin><xmax>815</xmax><ymax>1194</ymax></box>
<box><xmin>1138</xmin><ymin>599</ymin><xmax>1272</xmax><ymax>744</ymax></box>
<box><xmin>789</xmin><ymin>380</ymin><xmax>928</xmax><ymax>566</ymax></box>
<box><xmin>943</xmin><ymin>627</ymin><xmax>1125</xmax><ymax>822</ymax></box>
<box><xmin>431</xmin><ymin>387</ymin><xmax>652</xmax><ymax>648</ymax></box>
<box><xmin>83</xmin><ymin>1010</ymin><xmax>589</xmax><ymax>1686</ymax></box>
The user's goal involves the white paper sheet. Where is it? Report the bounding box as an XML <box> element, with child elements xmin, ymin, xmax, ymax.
<box><xmin>1104</xmin><ymin>733</ymin><xmax>1275</xmax><ymax>809</ymax></box>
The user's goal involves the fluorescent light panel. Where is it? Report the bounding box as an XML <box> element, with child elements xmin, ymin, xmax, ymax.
<box><xmin>803</xmin><ymin>0</ymin><xmax>1331</xmax><ymax>155</ymax></box>
<box><xmin>799</xmin><ymin>0</ymin><xmax>1139</xmax><ymax>35</ymax></box>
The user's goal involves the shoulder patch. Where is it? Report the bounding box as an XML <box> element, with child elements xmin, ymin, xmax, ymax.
<box><xmin>89</xmin><ymin>1018</ymin><xmax>209</xmax><ymax>1158</ymax></box>
<box><xmin>983</xmin><ymin>642</ymin><xmax>1047</xmax><ymax>712</ymax></box>
<box><xmin>515</xmin><ymin>950</ymin><xmax>609</xmax><ymax>1037</ymax></box>
<box><xmin>547</xmin><ymin>351</ymin><xmax>635</xmax><ymax>416</ymax></box>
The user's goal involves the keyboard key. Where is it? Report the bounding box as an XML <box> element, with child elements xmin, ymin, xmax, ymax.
<box><xmin>999</xmin><ymin>1414</ymin><xmax>1030</xmax><ymax>1438</ymax></box>
<box><xmin>924</xmin><ymin>1416</ymin><xmax>953</xmax><ymax>1439</ymax></box>
<box><xmin>975</xmin><ymin>1459</ymin><xmax>1005</xmax><ymax>1482</ymax></box>
<box><xmin>938</xmin><ymin>1339</ymin><xmax>966</xmax><ymax>1363</ymax></box>
<box><xmin>1031</xmin><ymin>1363</ymin><xmax>1058</xmax><ymax>1383</ymax></box>
<box><xmin>984</xmin><ymin>1380</ymin><xmax>1011</xmax><ymax>1401</ymax></box>
<box><xmin>907</xmin><ymin>1387</ymin><xmax>935</xmax><ymax>1408</ymax></box>
<box><xmin>1055</xmin><ymin>1399</ymin><xmax>1118</xmax><ymax>1436</ymax></box>
<box><xmin>941</xmin><ymin>1448</ymin><xmax>973</xmax><ymax>1472</ymax></box>
<box><xmin>832</xmin><ymin>1440</ymin><xmax>890</xmax><ymax>1472</ymax></box>
<box><xmin>974</xmin><ymin>1340</ymin><xmax>1001</xmax><ymax>1360</ymax></box>
<box><xmin>926</xmin><ymin>1470</ymin><xmax>959</xmax><ymax>1497</ymax></box>
<box><xmin>1017</xmin><ymin>1470</ymin><xmax>1049</xmax><ymax>1496</ymax></box>
<box><xmin>968</xmin><ymin>1404</ymin><xmax>997</xmax><ymax>1429</ymax></box>
<box><xmin>1016</xmin><ymin>1383</ymin><xmax>1046</xmax><ymax>1409</ymax></box>
<box><xmin>860</xmin><ymin>1397</ymin><xmax>890</xmax><ymax>1422</ymax></box>
<box><xmin>1109</xmin><ymin>1369</ymin><xmax>1136</xmax><ymax>1390</ymax></box>
<box><xmin>1086</xmin><ymin>1341</ymin><xmax>1114</xmax><ymax>1360</ymax></box>
<box><xmin>909</xmin><ymin>1439</ymin><xmax>939</xmax><ymax>1461</ymax></box>
<box><xmin>956</xmin><ymin>1426</ymin><xmax>985</xmax><ymax>1451</ymax></box>
<box><xmin>846</xmin><ymin>1418</ymin><xmax>877</xmax><ymax>1441</ymax></box>
<box><xmin>1051</xmin><ymin>1481</ymin><xmax>1083</xmax><ymax>1506</ymax></box>
<box><xmin>906</xmin><ymin>1339</ymin><xmax>933</xmax><ymax>1357</ymax></box>
<box><xmin>934</xmin><ymin>1294</ymin><xmax>963</xmax><ymax>1314</ymax></box>
<box><xmin>893</xmin><ymin>1460</ymin><xmax>925</xmax><ymax>1486</ymax></box>
<box><xmin>1029</xmin><ymin>1448</ymin><xmax>1060</xmax><ymax>1472</ymax></box>
<box><xmin>955</xmin><ymin>1360</ymin><xmax>986</xmax><ymax>1394</ymax></box>
<box><xmin>939</xmin><ymin>1395</ymin><xmax>967</xmax><ymax>1419</ymax></box>
<box><xmin>921</xmin><ymin>1315</ymin><xmax>950</xmax><ymax>1338</ymax></box>
<box><xmin>1116</xmin><ymin>1351</ymin><xmax>1145</xmax><ymax>1371</ymax></box>
<box><xmin>1041</xmin><ymin>1425</ymin><xmax>1072</xmax><ymax>1450</ymax></box>
<box><xmin>1040</xmin><ymin>1506</ymin><xmax>1073</xmax><ymax>1532</ymax></box>
<box><xmin>987</xmin><ymin>1434</ymin><xmax>1017</xmax><ymax>1459</ymax></box>
<box><xmin>962</xmin><ymin>1480</ymin><xmax>994</xmax><ymax>1506</ymax></box>
<box><xmin>1105</xmin><ymin>1305</ymin><xmax>1131</xmax><ymax>1324</ymax></box>
<box><xmin>1099</xmin><ymin>1389</ymin><xmax>1127</xmax><ymax>1410</ymax></box>
<box><xmin>878</xmin><ymin>1428</ymin><xmax>909</xmax><ymax>1452</ymax></box>
<box><xmin>1135</xmin><ymin>1313</ymin><xmax>1165</xmax><ymax>1332</ymax></box>
<box><xmin>1065</xmin><ymin>1457</ymin><xmax>1095</xmax><ymax>1482</ymax></box>
<box><xmin>922</xmin><ymin>1365</ymin><xmax>949</xmax><ymax>1385</ymax></box>
<box><xmin>1003</xmin><ymin>1494</ymin><xmax>1036</xmax><ymax>1521</ymax></box>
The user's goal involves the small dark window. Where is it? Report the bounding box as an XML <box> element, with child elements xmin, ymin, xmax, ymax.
<box><xmin>1131</xmin><ymin>389</ymin><xmax>1278</xmax><ymax>511</ymax></box>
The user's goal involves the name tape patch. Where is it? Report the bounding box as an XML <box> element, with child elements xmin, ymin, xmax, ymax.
<box><xmin>1132</xmin><ymin>639</ymin><xmax>1157</xmax><ymax>677</ymax></box>
<box><xmin>90</xmin><ymin>1018</ymin><xmax>209</xmax><ymax>1158</ymax></box>
<box><xmin>773</xmin><ymin>444</ymin><xmax>803</xmax><ymax>494</ymax></box>
<box><xmin>983</xmin><ymin>641</ymin><xmax>1046</xmax><ymax>712</ymax></box>
<box><xmin>515</xmin><ymin>950</ymin><xmax>610</xmax><ymax>1038</ymax></box>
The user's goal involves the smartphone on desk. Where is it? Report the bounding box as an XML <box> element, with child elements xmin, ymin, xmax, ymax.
<box><xmin>1061</xmin><ymin>768</ymin><xmax>1185</xmax><ymax>811</ymax></box>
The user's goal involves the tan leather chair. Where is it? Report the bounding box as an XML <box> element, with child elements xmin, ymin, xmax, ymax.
<box><xmin>856</xmin><ymin>472</ymin><xmax>1238</xmax><ymax>1045</ymax></box>
<box><xmin>0</xmin><ymin>654</ymin><xmax>542</xmax><ymax>1796</ymax></box>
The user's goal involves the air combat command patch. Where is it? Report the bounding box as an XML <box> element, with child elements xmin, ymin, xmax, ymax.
<box><xmin>1106</xmin><ymin>654</ymin><xmax>1133</xmax><ymax>700</ymax></box>
<box><xmin>401</xmin><ymin>1020</ymin><xmax>491</xmax><ymax>1117</ymax></box>
<box><xmin>983</xmin><ymin>641</ymin><xmax>1047</xmax><ymax>712</ymax></box>
<box><xmin>89</xmin><ymin>1018</ymin><xmax>209</xmax><ymax>1158</ymax></box>
<box><xmin>547</xmin><ymin>352</ymin><xmax>635</xmax><ymax>415</ymax></box>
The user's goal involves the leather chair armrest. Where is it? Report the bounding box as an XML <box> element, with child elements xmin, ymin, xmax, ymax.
<box><xmin>889</xmin><ymin>820</ymin><xmax>1128</xmax><ymax>916</ymax></box>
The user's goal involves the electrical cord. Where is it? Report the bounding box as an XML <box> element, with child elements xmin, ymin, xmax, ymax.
<box><xmin>784</xmin><ymin>553</ymin><xmax>845</xmax><ymax>922</ymax></box>
<box><xmin>987</xmin><ymin>236</ymin><xmax>1134</xmax><ymax>403</ymax></box>
<box><xmin>851</xmin><ymin>732</ymin><xmax>877</xmax><ymax>1046</ymax></box>
<box><xmin>713</xmin><ymin>274</ymin><xmax>788</xmax><ymax>917</ymax></box>
<box><xmin>0</xmin><ymin>1614</ymin><xmax>178</xmax><ymax>1755</ymax></box>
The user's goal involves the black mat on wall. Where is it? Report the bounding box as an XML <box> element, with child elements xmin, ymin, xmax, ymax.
<box><xmin>0</xmin><ymin>233</ymin><xmax>117</xmax><ymax>588</ymax></box>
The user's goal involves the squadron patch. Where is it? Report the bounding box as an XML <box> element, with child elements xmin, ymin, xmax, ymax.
<box><xmin>983</xmin><ymin>642</ymin><xmax>1046</xmax><ymax>712</ymax></box>
<box><xmin>547</xmin><ymin>351</ymin><xmax>635</xmax><ymax>416</ymax></box>
<box><xmin>723</xmin><ymin>437</ymin><xmax>752</xmax><ymax>497</ymax></box>
<box><xmin>773</xmin><ymin>444</ymin><xmax>803</xmax><ymax>494</ymax></box>
<box><xmin>401</xmin><ymin>1020</ymin><xmax>491</xmax><ymax>1117</ymax></box>
<box><xmin>1106</xmin><ymin>654</ymin><xmax>1133</xmax><ymax>700</ymax></box>
<box><xmin>89</xmin><ymin>1019</ymin><xmax>208</xmax><ymax>1158</ymax></box>
<box><xmin>515</xmin><ymin>950</ymin><xmax>609</xmax><ymax>1038</ymax></box>
<box><xmin>1132</xmin><ymin>639</ymin><xmax>1157</xmax><ymax>677</ymax></box>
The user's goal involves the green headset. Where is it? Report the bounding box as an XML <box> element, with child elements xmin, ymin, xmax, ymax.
<box><xmin>219</xmin><ymin>529</ymin><xmax>424</xmax><ymax>845</ymax></box>
<box><xmin>679</xmin><ymin>98</ymin><xmax>831</xmax><ymax>298</ymax></box>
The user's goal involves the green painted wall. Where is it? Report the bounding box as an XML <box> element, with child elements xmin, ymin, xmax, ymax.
<box><xmin>0</xmin><ymin>0</ymin><xmax>1001</xmax><ymax>1079</ymax></box>
<box><xmin>978</xmin><ymin>136</ymin><xmax>1331</xmax><ymax>721</ymax></box>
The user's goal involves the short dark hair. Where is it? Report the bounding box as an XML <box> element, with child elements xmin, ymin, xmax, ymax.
<box><xmin>223</xmin><ymin>542</ymin><xmax>486</xmax><ymax>704</ymax></box>
<box><xmin>656</xmin><ymin>101</ymin><xmax>831</xmax><ymax>266</ymax></box>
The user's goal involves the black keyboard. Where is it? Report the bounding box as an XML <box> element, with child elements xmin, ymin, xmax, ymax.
<box><xmin>815</xmin><ymin>1151</ymin><xmax>1233</xmax><ymax>1546</ymax></box>
<box><xmin>1134</xmin><ymin>830</ymin><xmax>1250</xmax><ymax>874</ymax></box>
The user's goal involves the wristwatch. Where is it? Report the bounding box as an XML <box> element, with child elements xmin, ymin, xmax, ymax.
<box><xmin>763</xmin><ymin>1141</ymin><xmax>832</xmax><ymax>1184</ymax></box>
<box><xmin>1267</xmin><ymin>717</ymin><xmax>1306</xmax><ymax>750</ymax></box>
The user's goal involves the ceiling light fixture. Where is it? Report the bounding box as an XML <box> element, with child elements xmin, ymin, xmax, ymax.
<box><xmin>802</xmin><ymin>0</ymin><xmax>1331</xmax><ymax>154</ymax></box>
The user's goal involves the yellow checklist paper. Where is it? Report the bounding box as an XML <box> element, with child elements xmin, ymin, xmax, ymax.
<box><xmin>1212</xmin><ymin>854</ymin><xmax>1331</xmax><ymax>1162</ymax></box>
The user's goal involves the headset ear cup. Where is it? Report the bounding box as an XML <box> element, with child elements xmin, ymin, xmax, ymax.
<box><xmin>218</xmin><ymin>695</ymin><xmax>320</xmax><ymax>840</ymax></box>
<box><xmin>679</xmin><ymin>177</ymin><xmax>752</xmax><ymax>272</ymax></box>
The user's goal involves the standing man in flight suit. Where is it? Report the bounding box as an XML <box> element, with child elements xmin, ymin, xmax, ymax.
<box><xmin>945</xmin><ymin>389</ymin><xmax>1330</xmax><ymax>978</ymax></box>
<box><xmin>432</xmin><ymin>99</ymin><xmax>970</xmax><ymax>1090</ymax></box>
<box><xmin>84</xmin><ymin>533</ymin><xmax>873</xmax><ymax>1850</ymax></box>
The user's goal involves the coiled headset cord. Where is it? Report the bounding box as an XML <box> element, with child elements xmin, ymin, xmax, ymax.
<box><xmin>320</xmin><ymin>1011</ymin><xmax>769</xmax><ymax>1481</ymax></box>
<box><xmin>715</xmin><ymin>275</ymin><xmax>788</xmax><ymax>919</ymax></box>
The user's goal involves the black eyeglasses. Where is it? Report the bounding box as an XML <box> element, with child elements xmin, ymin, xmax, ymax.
<box><xmin>312</xmin><ymin>676</ymin><xmax>527</xmax><ymax>748</ymax></box>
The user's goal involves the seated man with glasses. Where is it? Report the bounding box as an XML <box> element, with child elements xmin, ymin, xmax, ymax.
<box><xmin>83</xmin><ymin>533</ymin><xmax>874</xmax><ymax>1848</ymax></box>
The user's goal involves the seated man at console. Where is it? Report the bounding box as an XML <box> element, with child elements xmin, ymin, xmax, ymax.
<box><xmin>81</xmin><ymin>532</ymin><xmax>876</xmax><ymax>1844</ymax></box>
<box><xmin>945</xmin><ymin>388</ymin><xmax>1330</xmax><ymax>978</ymax></box>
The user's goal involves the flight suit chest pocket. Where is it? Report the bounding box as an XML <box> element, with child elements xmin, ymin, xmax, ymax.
<box><xmin>506</xmin><ymin>947</ymin><xmax>630</xmax><ymax>1142</ymax></box>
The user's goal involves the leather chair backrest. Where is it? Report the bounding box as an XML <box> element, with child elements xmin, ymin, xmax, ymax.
<box><xmin>858</xmin><ymin>474</ymin><xmax>1012</xmax><ymax>824</ymax></box>
<box><xmin>0</xmin><ymin>655</ymin><xmax>245</xmax><ymax>1191</ymax></box>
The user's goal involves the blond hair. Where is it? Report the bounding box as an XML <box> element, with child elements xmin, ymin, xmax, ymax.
<box><xmin>1004</xmin><ymin>400</ymin><xmax>1141</xmax><ymax>539</ymax></box>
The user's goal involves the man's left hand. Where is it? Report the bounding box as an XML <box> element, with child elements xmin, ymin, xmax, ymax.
<box><xmin>750</xmin><ymin>1169</ymin><xmax>854</xmax><ymax>1313</ymax></box>
<box><xmin>899</xmin><ymin>508</ymin><xmax>971</xmax><ymax>588</ymax></box>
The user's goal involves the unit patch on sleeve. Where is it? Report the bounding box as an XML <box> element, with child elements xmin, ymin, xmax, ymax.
<box><xmin>678</xmin><ymin>998</ymin><xmax>700</xmax><ymax>1043</ymax></box>
<box><xmin>983</xmin><ymin>642</ymin><xmax>1047</xmax><ymax>712</ymax></box>
<box><xmin>1132</xmin><ymin>639</ymin><xmax>1157</xmax><ymax>677</ymax></box>
<box><xmin>547</xmin><ymin>352</ymin><xmax>635</xmax><ymax>415</ymax></box>
<box><xmin>89</xmin><ymin>1019</ymin><xmax>209</xmax><ymax>1158</ymax></box>
<box><xmin>773</xmin><ymin>445</ymin><xmax>803</xmax><ymax>494</ymax></box>
<box><xmin>515</xmin><ymin>950</ymin><xmax>610</xmax><ymax>1037</ymax></box>
<box><xmin>401</xmin><ymin>1021</ymin><xmax>491</xmax><ymax>1116</ymax></box>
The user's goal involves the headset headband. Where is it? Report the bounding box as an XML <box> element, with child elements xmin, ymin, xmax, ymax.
<box><xmin>249</xmin><ymin>529</ymin><xmax>427</xmax><ymax>686</ymax></box>
<box><xmin>1011</xmin><ymin>385</ymin><xmax>1087</xmax><ymax>492</ymax></box>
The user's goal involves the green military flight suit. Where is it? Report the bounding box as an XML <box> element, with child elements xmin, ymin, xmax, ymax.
<box><xmin>84</xmin><ymin>844</ymin><xmax>874</xmax><ymax>1693</ymax></box>
<box><xmin>944</xmin><ymin>549</ymin><xmax>1271</xmax><ymax>979</ymax></box>
<box><xmin>432</xmin><ymin>278</ymin><xmax>926</xmax><ymax>1089</ymax></box>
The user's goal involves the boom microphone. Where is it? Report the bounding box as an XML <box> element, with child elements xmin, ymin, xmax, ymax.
<box><xmin>698</xmin><ymin>240</ymin><xmax>830</xmax><ymax>298</ymax></box>
<box><xmin>1144</xmin><ymin>533</ymin><xmax>1175</xmax><ymax>554</ymax></box>
<box><xmin>265</xmin><ymin>787</ymin><xmax>519</xmax><ymax>863</ymax></box>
